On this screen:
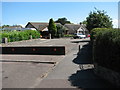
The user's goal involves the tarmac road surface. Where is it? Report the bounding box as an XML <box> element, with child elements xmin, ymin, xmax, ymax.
<box><xmin>1</xmin><ymin>38</ymin><xmax>114</xmax><ymax>88</ymax></box>
<box><xmin>1</xmin><ymin>38</ymin><xmax>83</xmax><ymax>88</ymax></box>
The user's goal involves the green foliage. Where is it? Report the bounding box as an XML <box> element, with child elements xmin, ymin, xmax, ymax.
<box><xmin>56</xmin><ymin>24</ymin><xmax>66</xmax><ymax>38</ymax></box>
<box><xmin>0</xmin><ymin>30</ymin><xmax>40</xmax><ymax>43</ymax></box>
<box><xmin>90</xmin><ymin>28</ymin><xmax>112</xmax><ymax>43</ymax></box>
<box><xmin>86</xmin><ymin>8</ymin><xmax>113</xmax><ymax>32</ymax></box>
<box><xmin>48</xmin><ymin>18</ymin><xmax>57</xmax><ymax>38</ymax></box>
<box><xmin>92</xmin><ymin>28</ymin><xmax>120</xmax><ymax>72</ymax></box>
<box><xmin>81</xmin><ymin>20</ymin><xmax>87</xmax><ymax>25</ymax></box>
<box><xmin>64</xmin><ymin>34</ymin><xmax>74</xmax><ymax>37</ymax></box>
<box><xmin>2</xmin><ymin>25</ymin><xmax>10</xmax><ymax>28</ymax></box>
<box><xmin>55</xmin><ymin>17</ymin><xmax>71</xmax><ymax>25</ymax></box>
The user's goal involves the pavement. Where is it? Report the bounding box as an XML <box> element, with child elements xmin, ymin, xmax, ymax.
<box><xmin>2</xmin><ymin>62</ymin><xmax>54</xmax><ymax>88</ymax></box>
<box><xmin>1</xmin><ymin>38</ymin><xmax>115</xmax><ymax>89</ymax></box>
<box><xmin>1</xmin><ymin>55</ymin><xmax>64</xmax><ymax>64</ymax></box>
<box><xmin>34</xmin><ymin>40</ymin><xmax>115</xmax><ymax>89</ymax></box>
<box><xmin>1</xmin><ymin>38</ymin><xmax>78</xmax><ymax>54</ymax></box>
<box><xmin>1</xmin><ymin>38</ymin><xmax>79</xmax><ymax>88</ymax></box>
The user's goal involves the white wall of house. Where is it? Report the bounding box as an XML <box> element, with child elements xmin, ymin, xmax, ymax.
<box><xmin>77</xmin><ymin>27</ymin><xmax>85</xmax><ymax>34</ymax></box>
<box><xmin>41</xmin><ymin>27</ymin><xmax>48</xmax><ymax>32</ymax></box>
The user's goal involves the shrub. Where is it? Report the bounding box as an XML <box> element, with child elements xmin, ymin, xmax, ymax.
<box><xmin>0</xmin><ymin>30</ymin><xmax>40</xmax><ymax>43</ymax></box>
<box><xmin>92</xmin><ymin>28</ymin><xmax>120</xmax><ymax>72</ymax></box>
<box><xmin>90</xmin><ymin>28</ymin><xmax>112</xmax><ymax>43</ymax></box>
<box><xmin>64</xmin><ymin>34</ymin><xmax>74</xmax><ymax>37</ymax></box>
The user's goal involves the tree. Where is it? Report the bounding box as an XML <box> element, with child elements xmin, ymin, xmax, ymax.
<box><xmin>12</xmin><ymin>24</ymin><xmax>22</xmax><ymax>27</ymax></box>
<box><xmin>86</xmin><ymin>8</ymin><xmax>113</xmax><ymax>32</ymax></box>
<box><xmin>56</xmin><ymin>24</ymin><xmax>66</xmax><ymax>38</ymax></box>
<box><xmin>48</xmin><ymin>18</ymin><xmax>57</xmax><ymax>38</ymax></box>
<box><xmin>2</xmin><ymin>25</ymin><xmax>10</xmax><ymax>28</ymax></box>
<box><xmin>80</xmin><ymin>20</ymin><xmax>87</xmax><ymax>25</ymax></box>
<box><xmin>55</xmin><ymin>17</ymin><xmax>71</xmax><ymax>25</ymax></box>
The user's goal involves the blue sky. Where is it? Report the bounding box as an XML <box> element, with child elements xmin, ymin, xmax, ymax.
<box><xmin>2</xmin><ymin>2</ymin><xmax>118</xmax><ymax>28</ymax></box>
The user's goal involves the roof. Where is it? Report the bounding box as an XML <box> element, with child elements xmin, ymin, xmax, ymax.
<box><xmin>2</xmin><ymin>26</ymin><xmax>22</xmax><ymax>30</ymax></box>
<box><xmin>26</xmin><ymin>22</ymin><xmax>49</xmax><ymax>31</ymax></box>
<box><xmin>64</xmin><ymin>24</ymin><xmax>88</xmax><ymax>31</ymax></box>
<box><xmin>25</xmin><ymin>22</ymin><xmax>63</xmax><ymax>31</ymax></box>
<box><xmin>25</xmin><ymin>22</ymin><xmax>88</xmax><ymax>32</ymax></box>
<box><xmin>64</xmin><ymin>24</ymin><xmax>81</xmax><ymax>31</ymax></box>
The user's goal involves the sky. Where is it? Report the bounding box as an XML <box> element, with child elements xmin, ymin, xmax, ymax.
<box><xmin>118</xmin><ymin>2</ymin><xmax>120</xmax><ymax>28</ymax></box>
<box><xmin>2</xmin><ymin>2</ymin><xmax>118</xmax><ymax>28</ymax></box>
<box><xmin>1</xmin><ymin>0</ymin><xmax>120</xmax><ymax>2</ymax></box>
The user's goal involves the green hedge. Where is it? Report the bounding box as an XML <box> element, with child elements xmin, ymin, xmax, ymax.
<box><xmin>0</xmin><ymin>30</ymin><xmax>40</xmax><ymax>43</ymax></box>
<box><xmin>90</xmin><ymin>28</ymin><xmax>113</xmax><ymax>43</ymax></box>
<box><xmin>64</xmin><ymin>34</ymin><xmax>74</xmax><ymax>37</ymax></box>
<box><xmin>92</xmin><ymin>28</ymin><xmax>120</xmax><ymax>72</ymax></box>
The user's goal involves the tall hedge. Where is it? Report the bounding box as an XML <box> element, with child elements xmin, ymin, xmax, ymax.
<box><xmin>92</xmin><ymin>28</ymin><xmax>120</xmax><ymax>72</ymax></box>
<box><xmin>90</xmin><ymin>28</ymin><xmax>113</xmax><ymax>43</ymax></box>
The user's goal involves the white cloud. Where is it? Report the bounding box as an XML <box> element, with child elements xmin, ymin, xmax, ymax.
<box><xmin>112</xmin><ymin>19</ymin><xmax>118</xmax><ymax>28</ymax></box>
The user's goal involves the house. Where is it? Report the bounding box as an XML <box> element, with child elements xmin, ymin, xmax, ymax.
<box><xmin>2</xmin><ymin>26</ymin><xmax>23</xmax><ymax>31</ymax></box>
<box><xmin>25</xmin><ymin>22</ymin><xmax>89</xmax><ymax>38</ymax></box>
<box><xmin>25</xmin><ymin>22</ymin><xmax>64</xmax><ymax>31</ymax></box>
<box><xmin>25</xmin><ymin>22</ymin><xmax>65</xmax><ymax>38</ymax></box>
<box><xmin>25</xmin><ymin>22</ymin><xmax>49</xmax><ymax>38</ymax></box>
<box><xmin>64</xmin><ymin>24</ymin><xmax>89</xmax><ymax>35</ymax></box>
<box><xmin>25</xmin><ymin>22</ymin><xmax>48</xmax><ymax>31</ymax></box>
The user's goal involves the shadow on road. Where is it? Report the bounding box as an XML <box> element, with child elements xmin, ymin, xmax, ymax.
<box><xmin>68</xmin><ymin>43</ymin><xmax>115</xmax><ymax>89</ymax></box>
<box><xmin>73</xmin><ymin>43</ymin><xmax>93</xmax><ymax>64</ymax></box>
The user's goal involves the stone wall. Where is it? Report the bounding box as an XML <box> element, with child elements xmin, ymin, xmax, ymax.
<box><xmin>94</xmin><ymin>63</ymin><xmax>120</xmax><ymax>87</ymax></box>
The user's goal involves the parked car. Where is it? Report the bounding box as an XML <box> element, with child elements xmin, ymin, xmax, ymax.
<box><xmin>87</xmin><ymin>34</ymin><xmax>90</xmax><ymax>37</ymax></box>
<box><xmin>73</xmin><ymin>33</ymin><xmax>86</xmax><ymax>39</ymax></box>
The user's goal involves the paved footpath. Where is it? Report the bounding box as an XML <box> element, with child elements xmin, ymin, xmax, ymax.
<box><xmin>34</xmin><ymin>41</ymin><xmax>114</xmax><ymax>89</ymax></box>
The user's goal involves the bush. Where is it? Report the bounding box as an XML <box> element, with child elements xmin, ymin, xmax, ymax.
<box><xmin>0</xmin><ymin>30</ymin><xmax>40</xmax><ymax>43</ymax></box>
<box><xmin>90</xmin><ymin>28</ymin><xmax>112</xmax><ymax>43</ymax></box>
<box><xmin>92</xmin><ymin>28</ymin><xmax>120</xmax><ymax>72</ymax></box>
<box><xmin>64</xmin><ymin>34</ymin><xmax>74</xmax><ymax>37</ymax></box>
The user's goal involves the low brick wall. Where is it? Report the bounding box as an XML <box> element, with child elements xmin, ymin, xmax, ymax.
<box><xmin>1</xmin><ymin>46</ymin><xmax>65</xmax><ymax>55</ymax></box>
<box><xmin>94</xmin><ymin>63</ymin><xmax>120</xmax><ymax>87</ymax></box>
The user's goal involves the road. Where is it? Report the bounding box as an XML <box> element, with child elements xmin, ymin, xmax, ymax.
<box><xmin>2</xmin><ymin>38</ymin><xmax>80</xmax><ymax>53</ymax></box>
<box><xmin>1</xmin><ymin>38</ymin><xmax>114</xmax><ymax>88</ymax></box>
<box><xmin>35</xmin><ymin>40</ymin><xmax>114</xmax><ymax>88</ymax></box>
<box><xmin>1</xmin><ymin>38</ymin><xmax>83</xmax><ymax>88</ymax></box>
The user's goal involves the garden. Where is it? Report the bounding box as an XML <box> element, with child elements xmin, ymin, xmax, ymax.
<box><xmin>0</xmin><ymin>30</ymin><xmax>40</xmax><ymax>43</ymax></box>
